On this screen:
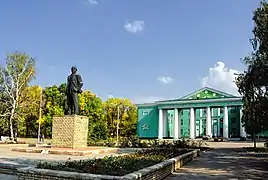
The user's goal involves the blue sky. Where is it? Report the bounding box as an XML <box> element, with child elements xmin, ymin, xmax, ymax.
<box><xmin>0</xmin><ymin>0</ymin><xmax>261</xmax><ymax>103</ymax></box>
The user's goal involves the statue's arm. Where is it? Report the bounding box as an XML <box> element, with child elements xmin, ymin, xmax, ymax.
<box><xmin>77</xmin><ymin>74</ymin><xmax>83</xmax><ymax>92</ymax></box>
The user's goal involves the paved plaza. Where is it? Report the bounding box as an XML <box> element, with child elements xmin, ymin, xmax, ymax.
<box><xmin>165</xmin><ymin>141</ymin><xmax>268</xmax><ymax>180</ymax></box>
<box><xmin>0</xmin><ymin>142</ymin><xmax>267</xmax><ymax>179</ymax></box>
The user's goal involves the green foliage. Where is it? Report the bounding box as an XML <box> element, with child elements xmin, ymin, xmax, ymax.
<box><xmin>37</xmin><ymin>146</ymin><xmax>190</xmax><ymax>176</ymax></box>
<box><xmin>103</xmin><ymin>98</ymin><xmax>137</xmax><ymax>138</ymax></box>
<box><xmin>79</xmin><ymin>91</ymin><xmax>108</xmax><ymax>141</ymax></box>
<box><xmin>42</xmin><ymin>85</ymin><xmax>65</xmax><ymax>137</ymax></box>
<box><xmin>0</xmin><ymin>52</ymin><xmax>36</xmax><ymax>139</ymax></box>
<box><xmin>236</xmin><ymin>1</ymin><xmax>268</xmax><ymax>145</ymax></box>
<box><xmin>18</xmin><ymin>85</ymin><xmax>42</xmax><ymax>137</ymax></box>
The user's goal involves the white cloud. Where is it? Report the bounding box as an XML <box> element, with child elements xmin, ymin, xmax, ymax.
<box><xmin>157</xmin><ymin>76</ymin><xmax>174</xmax><ymax>84</ymax></box>
<box><xmin>132</xmin><ymin>96</ymin><xmax>165</xmax><ymax>104</ymax></box>
<box><xmin>201</xmin><ymin>61</ymin><xmax>240</xmax><ymax>95</ymax></box>
<box><xmin>86</xmin><ymin>0</ymin><xmax>98</xmax><ymax>5</ymax></box>
<box><xmin>124</xmin><ymin>20</ymin><xmax>145</xmax><ymax>34</ymax></box>
<box><xmin>107</xmin><ymin>94</ymin><xmax>114</xmax><ymax>98</ymax></box>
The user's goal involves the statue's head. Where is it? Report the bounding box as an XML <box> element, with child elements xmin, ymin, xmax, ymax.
<box><xmin>71</xmin><ymin>66</ymin><xmax>77</xmax><ymax>74</ymax></box>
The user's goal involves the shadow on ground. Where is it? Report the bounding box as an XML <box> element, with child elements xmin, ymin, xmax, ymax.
<box><xmin>165</xmin><ymin>147</ymin><xmax>268</xmax><ymax>180</ymax></box>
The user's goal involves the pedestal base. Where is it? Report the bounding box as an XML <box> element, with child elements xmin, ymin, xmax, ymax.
<box><xmin>52</xmin><ymin>115</ymin><xmax>88</xmax><ymax>149</ymax></box>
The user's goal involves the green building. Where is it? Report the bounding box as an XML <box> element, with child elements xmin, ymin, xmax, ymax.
<box><xmin>137</xmin><ymin>87</ymin><xmax>253</xmax><ymax>139</ymax></box>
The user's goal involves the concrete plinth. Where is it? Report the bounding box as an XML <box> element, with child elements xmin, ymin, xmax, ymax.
<box><xmin>52</xmin><ymin>115</ymin><xmax>88</xmax><ymax>149</ymax></box>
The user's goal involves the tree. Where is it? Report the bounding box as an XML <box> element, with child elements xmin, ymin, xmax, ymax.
<box><xmin>79</xmin><ymin>91</ymin><xmax>108</xmax><ymax>141</ymax></box>
<box><xmin>103</xmin><ymin>98</ymin><xmax>137</xmax><ymax>139</ymax></box>
<box><xmin>42</xmin><ymin>85</ymin><xmax>65</xmax><ymax>138</ymax></box>
<box><xmin>0</xmin><ymin>52</ymin><xmax>35</xmax><ymax>140</ymax></box>
<box><xmin>18</xmin><ymin>85</ymin><xmax>42</xmax><ymax>137</ymax></box>
<box><xmin>236</xmin><ymin>1</ymin><xmax>268</xmax><ymax>148</ymax></box>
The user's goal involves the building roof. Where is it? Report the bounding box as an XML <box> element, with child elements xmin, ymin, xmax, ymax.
<box><xmin>136</xmin><ymin>87</ymin><xmax>241</xmax><ymax>106</ymax></box>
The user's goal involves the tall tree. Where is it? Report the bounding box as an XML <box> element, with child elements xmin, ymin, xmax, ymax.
<box><xmin>42</xmin><ymin>85</ymin><xmax>65</xmax><ymax>137</ymax></box>
<box><xmin>18</xmin><ymin>85</ymin><xmax>42</xmax><ymax>137</ymax></box>
<box><xmin>79</xmin><ymin>91</ymin><xmax>108</xmax><ymax>141</ymax></box>
<box><xmin>236</xmin><ymin>1</ymin><xmax>268</xmax><ymax>147</ymax></box>
<box><xmin>103</xmin><ymin>98</ymin><xmax>137</xmax><ymax>138</ymax></box>
<box><xmin>0</xmin><ymin>52</ymin><xmax>35</xmax><ymax>140</ymax></box>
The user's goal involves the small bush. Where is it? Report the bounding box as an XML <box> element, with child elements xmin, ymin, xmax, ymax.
<box><xmin>37</xmin><ymin>146</ymin><xmax>190</xmax><ymax>176</ymax></box>
<box><xmin>245</xmin><ymin>147</ymin><xmax>268</xmax><ymax>153</ymax></box>
<box><xmin>87</xmin><ymin>137</ymin><xmax>209</xmax><ymax>151</ymax></box>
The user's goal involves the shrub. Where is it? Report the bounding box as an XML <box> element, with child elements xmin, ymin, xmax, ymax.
<box><xmin>86</xmin><ymin>137</ymin><xmax>208</xmax><ymax>150</ymax></box>
<box><xmin>37</xmin><ymin>146</ymin><xmax>190</xmax><ymax>176</ymax></box>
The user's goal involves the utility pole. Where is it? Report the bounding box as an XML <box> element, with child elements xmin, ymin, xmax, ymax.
<box><xmin>116</xmin><ymin>105</ymin><xmax>120</xmax><ymax>145</ymax></box>
<box><xmin>37</xmin><ymin>88</ymin><xmax>42</xmax><ymax>144</ymax></box>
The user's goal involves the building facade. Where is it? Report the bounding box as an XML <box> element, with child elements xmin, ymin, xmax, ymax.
<box><xmin>137</xmin><ymin>87</ymin><xmax>267</xmax><ymax>139</ymax></box>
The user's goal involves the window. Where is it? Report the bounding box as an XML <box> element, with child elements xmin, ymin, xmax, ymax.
<box><xmin>181</xmin><ymin>111</ymin><xmax>183</xmax><ymax>115</ymax></box>
<box><xmin>181</xmin><ymin>119</ymin><xmax>183</xmax><ymax>125</ymax></box>
<box><xmin>231</xmin><ymin>117</ymin><xmax>236</xmax><ymax>123</ymax></box>
<box><xmin>181</xmin><ymin>129</ymin><xmax>183</xmax><ymax>135</ymax></box>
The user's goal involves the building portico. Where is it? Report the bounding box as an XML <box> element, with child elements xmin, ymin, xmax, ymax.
<box><xmin>137</xmin><ymin>87</ymin><xmax>251</xmax><ymax>140</ymax></box>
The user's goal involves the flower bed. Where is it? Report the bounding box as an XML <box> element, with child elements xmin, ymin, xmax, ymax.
<box><xmin>243</xmin><ymin>147</ymin><xmax>268</xmax><ymax>153</ymax></box>
<box><xmin>37</xmin><ymin>148</ymin><xmax>190</xmax><ymax>176</ymax></box>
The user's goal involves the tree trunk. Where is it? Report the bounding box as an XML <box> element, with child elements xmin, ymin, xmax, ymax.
<box><xmin>9</xmin><ymin>105</ymin><xmax>15</xmax><ymax>141</ymax></box>
<box><xmin>253</xmin><ymin>134</ymin><xmax>257</xmax><ymax>149</ymax></box>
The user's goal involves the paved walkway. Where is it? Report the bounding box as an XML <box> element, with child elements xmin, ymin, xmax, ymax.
<box><xmin>165</xmin><ymin>147</ymin><xmax>268</xmax><ymax>180</ymax></box>
<box><xmin>0</xmin><ymin>146</ymin><xmax>135</xmax><ymax>166</ymax></box>
<box><xmin>0</xmin><ymin>142</ymin><xmax>267</xmax><ymax>180</ymax></box>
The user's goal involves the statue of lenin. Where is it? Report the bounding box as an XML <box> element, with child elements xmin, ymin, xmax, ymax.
<box><xmin>66</xmin><ymin>66</ymin><xmax>83</xmax><ymax>115</ymax></box>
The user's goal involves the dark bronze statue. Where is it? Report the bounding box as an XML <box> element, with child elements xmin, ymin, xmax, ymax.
<box><xmin>66</xmin><ymin>66</ymin><xmax>83</xmax><ymax>115</ymax></box>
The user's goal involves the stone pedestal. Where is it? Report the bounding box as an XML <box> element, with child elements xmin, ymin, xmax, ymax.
<box><xmin>52</xmin><ymin>115</ymin><xmax>88</xmax><ymax>149</ymax></box>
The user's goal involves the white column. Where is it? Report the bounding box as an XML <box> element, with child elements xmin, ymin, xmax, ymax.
<box><xmin>206</xmin><ymin>107</ymin><xmax>212</xmax><ymax>137</ymax></box>
<box><xmin>240</xmin><ymin>107</ymin><xmax>246</xmax><ymax>138</ymax></box>
<box><xmin>200</xmin><ymin>109</ymin><xmax>203</xmax><ymax>117</ymax></box>
<box><xmin>174</xmin><ymin>109</ymin><xmax>179</xmax><ymax>139</ymax></box>
<box><xmin>211</xmin><ymin>108</ymin><xmax>214</xmax><ymax>117</ymax></box>
<box><xmin>199</xmin><ymin>116</ymin><xmax>203</xmax><ymax>136</ymax></box>
<box><xmin>218</xmin><ymin>108</ymin><xmax>221</xmax><ymax>136</ymax></box>
<box><xmin>178</xmin><ymin>110</ymin><xmax>181</xmax><ymax>138</ymax></box>
<box><xmin>190</xmin><ymin>107</ymin><xmax>195</xmax><ymax>139</ymax></box>
<box><xmin>163</xmin><ymin>110</ymin><xmax>167</xmax><ymax>137</ymax></box>
<box><xmin>223</xmin><ymin>106</ymin><xmax>229</xmax><ymax>139</ymax></box>
<box><xmin>158</xmin><ymin>109</ymin><xmax>163</xmax><ymax>139</ymax></box>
